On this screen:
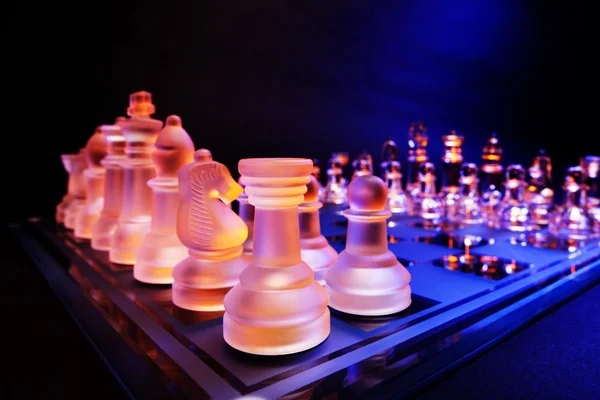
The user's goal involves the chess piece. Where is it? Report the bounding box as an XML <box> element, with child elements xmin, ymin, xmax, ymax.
<box><xmin>385</xmin><ymin>160</ymin><xmax>410</xmax><ymax>215</ymax></box>
<box><xmin>525</xmin><ymin>149</ymin><xmax>554</xmax><ymax>226</ymax></box>
<box><xmin>75</xmin><ymin>127</ymin><xmax>108</xmax><ymax>239</ymax></box>
<box><xmin>440</xmin><ymin>130</ymin><xmax>464</xmax><ymax>221</ymax></box>
<box><xmin>414</xmin><ymin>162</ymin><xmax>443</xmax><ymax>227</ymax></box>
<box><xmin>312</xmin><ymin>158</ymin><xmax>324</xmax><ymax>201</ymax></box>
<box><xmin>237</xmin><ymin>176</ymin><xmax>254</xmax><ymax>255</ymax></box>
<box><xmin>495</xmin><ymin>165</ymin><xmax>536</xmax><ymax>232</ymax></box>
<box><xmin>172</xmin><ymin>159</ymin><xmax>250</xmax><ymax>311</ymax></box>
<box><xmin>322</xmin><ymin>152</ymin><xmax>349</xmax><ymax>204</ymax></box>
<box><xmin>110</xmin><ymin>91</ymin><xmax>163</xmax><ymax>265</ymax></box>
<box><xmin>581</xmin><ymin>155</ymin><xmax>600</xmax><ymax>224</ymax></box>
<box><xmin>324</xmin><ymin>175</ymin><xmax>412</xmax><ymax>316</ymax></box>
<box><xmin>134</xmin><ymin>116</ymin><xmax>195</xmax><ymax>284</ymax></box>
<box><xmin>61</xmin><ymin>149</ymin><xmax>87</xmax><ymax>230</ymax></box>
<box><xmin>451</xmin><ymin>163</ymin><xmax>483</xmax><ymax>225</ymax></box>
<box><xmin>406</xmin><ymin>122</ymin><xmax>429</xmax><ymax>197</ymax></box>
<box><xmin>351</xmin><ymin>151</ymin><xmax>373</xmax><ymax>179</ymax></box>
<box><xmin>480</xmin><ymin>133</ymin><xmax>504</xmax><ymax>224</ymax></box>
<box><xmin>300</xmin><ymin>175</ymin><xmax>338</xmax><ymax>284</ymax></box>
<box><xmin>224</xmin><ymin>158</ymin><xmax>330</xmax><ymax>355</ymax></box>
<box><xmin>91</xmin><ymin>119</ymin><xmax>126</xmax><ymax>251</ymax></box>
<box><xmin>549</xmin><ymin>166</ymin><xmax>598</xmax><ymax>240</ymax></box>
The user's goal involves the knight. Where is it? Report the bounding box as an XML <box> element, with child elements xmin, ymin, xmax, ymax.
<box><xmin>75</xmin><ymin>127</ymin><xmax>108</xmax><ymax>239</ymax></box>
<box><xmin>172</xmin><ymin>159</ymin><xmax>250</xmax><ymax>311</ymax></box>
<box><xmin>134</xmin><ymin>116</ymin><xmax>195</xmax><ymax>284</ymax></box>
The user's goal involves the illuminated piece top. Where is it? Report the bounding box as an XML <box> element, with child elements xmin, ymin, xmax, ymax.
<box><xmin>480</xmin><ymin>132</ymin><xmax>504</xmax><ymax>222</ymax></box>
<box><xmin>406</xmin><ymin>122</ymin><xmax>428</xmax><ymax>194</ymax></box>
<box><xmin>549</xmin><ymin>165</ymin><xmax>599</xmax><ymax>240</ymax></box>
<box><xmin>299</xmin><ymin>175</ymin><xmax>338</xmax><ymax>285</ymax></box>
<box><xmin>236</xmin><ymin>176</ymin><xmax>254</xmax><ymax>255</ymax></box>
<box><xmin>351</xmin><ymin>151</ymin><xmax>373</xmax><ymax>180</ymax></box>
<box><xmin>172</xmin><ymin>158</ymin><xmax>250</xmax><ymax>311</ymax></box>
<box><xmin>325</xmin><ymin>174</ymin><xmax>412</xmax><ymax>316</ymax></box>
<box><xmin>110</xmin><ymin>91</ymin><xmax>164</xmax><ymax>265</ymax></box>
<box><xmin>495</xmin><ymin>164</ymin><xmax>536</xmax><ymax>232</ymax></box>
<box><xmin>61</xmin><ymin>149</ymin><xmax>87</xmax><ymax>230</ymax></box>
<box><xmin>322</xmin><ymin>152</ymin><xmax>349</xmax><ymax>205</ymax></box>
<box><xmin>134</xmin><ymin>115</ymin><xmax>195</xmax><ymax>284</ymax></box>
<box><xmin>91</xmin><ymin>119</ymin><xmax>126</xmax><ymax>251</ymax></box>
<box><xmin>452</xmin><ymin>162</ymin><xmax>483</xmax><ymax>225</ymax></box>
<box><xmin>224</xmin><ymin>158</ymin><xmax>330</xmax><ymax>355</ymax></box>
<box><xmin>75</xmin><ymin>127</ymin><xmax>108</xmax><ymax>239</ymax></box>
<box><xmin>525</xmin><ymin>149</ymin><xmax>554</xmax><ymax>226</ymax></box>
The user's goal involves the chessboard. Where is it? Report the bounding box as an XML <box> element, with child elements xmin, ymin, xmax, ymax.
<box><xmin>10</xmin><ymin>204</ymin><xmax>600</xmax><ymax>400</ymax></box>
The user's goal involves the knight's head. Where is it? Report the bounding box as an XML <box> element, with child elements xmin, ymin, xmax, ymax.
<box><xmin>213</xmin><ymin>163</ymin><xmax>243</xmax><ymax>205</ymax></box>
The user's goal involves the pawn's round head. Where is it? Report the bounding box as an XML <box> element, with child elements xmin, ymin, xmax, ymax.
<box><xmin>194</xmin><ymin>148</ymin><xmax>213</xmax><ymax>162</ymax></box>
<box><xmin>304</xmin><ymin>175</ymin><xmax>320</xmax><ymax>203</ymax></box>
<box><xmin>348</xmin><ymin>175</ymin><xmax>388</xmax><ymax>212</ymax></box>
<box><xmin>85</xmin><ymin>127</ymin><xmax>108</xmax><ymax>168</ymax></box>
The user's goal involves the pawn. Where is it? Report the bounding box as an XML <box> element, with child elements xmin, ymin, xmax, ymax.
<box><xmin>172</xmin><ymin>159</ymin><xmax>250</xmax><ymax>311</ymax></box>
<box><xmin>351</xmin><ymin>151</ymin><xmax>373</xmax><ymax>180</ymax></box>
<box><xmin>495</xmin><ymin>165</ymin><xmax>536</xmax><ymax>232</ymax></box>
<box><xmin>75</xmin><ymin>128</ymin><xmax>108</xmax><ymax>239</ymax></box>
<box><xmin>300</xmin><ymin>175</ymin><xmax>338</xmax><ymax>284</ymax></box>
<box><xmin>451</xmin><ymin>163</ymin><xmax>483</xmax><ymax>225</ymax></box>
<box><xmin>61</xmin><ymin>149</ymin><xmax>88</xmax><ymax>230</ymax></box>
<box><xmin>322</xmin><ymin>152</ymin><xmax>349</xmax><ymax>204</ymax></box>
<box><xmin>134</xmin><ymin>116</ymin><xmax>195</xmax><ymax>284</ymax></box>
<box><xmin>384</xmin><ymin>160</ymin><xmax>410</xmax><ymax>215</ymax></box>
<box><xmin>414</xmin><ymin>162</ymin><xmax>443</xmax><ymax>226</ymax></box>
<box><xmin>324</xmin><ymin>175</ymin><xmax>412</xmax><ymax>316</ymax></box>
<box><xmin>549</xmin><ymin>166</ymin><xmax>598</xmax><ymax>240</ymax></box>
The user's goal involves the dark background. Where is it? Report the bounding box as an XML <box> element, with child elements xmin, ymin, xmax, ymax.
<box><xmin>4</xmin><ymin>0</ymin><xmax>597</xmax><ymax>223</ymax></box>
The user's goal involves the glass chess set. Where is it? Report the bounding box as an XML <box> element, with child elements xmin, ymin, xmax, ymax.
<box><xmin>11</xmin><ymin>91</ymin><xmax>600</xmax><ymax>400</ymax></box>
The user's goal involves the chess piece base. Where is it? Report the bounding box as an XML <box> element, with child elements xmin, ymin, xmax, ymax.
<box><xmin>109</xmin><ymin>218</ymin><xmax>151</xmax><ymax>265</ymax></box>
<box><xmin>91</xmin><ymin>213</ymin><xmax>119</xmax><ymax>251</ymax></box>
<box><xmin>56</xmin><ymin>195</ymin><xmax>71</xmax><ymax>224</ymax></box>
<box><xmin>75</xmin><ymin>198</ymin><xmax>104</xmax><ymax>240</ymax></box>
<box><xmin>134</xmin><ymin>232</ymin><xmax>188</xmax><ymax>284</ymax></box>
<box><xmin>64</xmin><ymin>199</ymin><xmax>85</xmax><ymax>230</ymax></box>
<box><xmin>223</xmin><ymin>308</ymin><xmax>330</xmax><ymax>356</ymax></box>
<box><xmin>172</xmin><ymin>249</ymin><xmax>249</xmax><ymax>311</ymax></box>
<box><xmin>325</xmin><ymin>250</ymin><xmax>412</xmax><ymax>316</ymax></box>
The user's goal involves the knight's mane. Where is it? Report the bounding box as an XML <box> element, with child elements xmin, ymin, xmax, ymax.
<box><xmin>188</xmin><ymin>162</ymin><xmax>226</xmax><ymax>248</ymax></box>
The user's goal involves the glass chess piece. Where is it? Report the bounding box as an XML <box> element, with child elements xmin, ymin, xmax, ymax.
<box><xmin>322</xmin><ymin>152</ymin><xmax>349</xmax><ymax>205</ymax></box>
<box><xmin>91</xmin><ymin>119</ymin><xmax>126</xmax><ymax>251</ymax></box>
<box><xmin>223</xmin><ymin>158</ymin><xmax>330</xmax><ymax>355</ymax></box>
<box><xmin>75</xmin><ymin>127</ymin><xmax>108</xmax><ymax>240</ymax></box>
<box><xmin>413</xmin><ymin>162</ymin><xmax>443</xmax><ymax>228</ymax></box>
<box><xmin>581</xmin><ymin>155</ymin><xmax>600</xmax><ymax>226</ymax></box>
<box><xmin>480</xmin><ymin>133</ymin><xmax>504</xmax><ymax>225</ymax></box>
<box><xmin>549</xmin><ymin>165</ymin><xmax>599</xmax><ymax>240</ymax></box>
<box><xmin>406</xmin><ymin>122</ymin><xmax>429</xmax><ymax>199</ymax></box>
<box><xmin>451</xmin><ymin>163</ymin><xmax>484</xmax><ymax>225</ymax></box>
<box><xmin>312</xmin><ymin>158</ymin><xmax>324</xmax><ymax>201</ymax></box>
<box><xmin>173</xmin><ymin>158</ymin><xmax>250</xmax><ymax>311</ymax></box>
<box><xmin>351</xmin><ymin>150</ymin><xmax>373</xmax><ymax>179</ymax></box>
<box><xmin>495</xmin><ymin>164</ymin><xmax>536</xmax><ymax>232</ymax></box>
<box><xmin>384</xmin><ymin>160</ymin><xmax>410</xmax><ymax>215</ymax></box>
<box><xmin>324</xmin><ymin>175</ymin><xmax>412</xmax><ymax>316</ymax></box>
<box><xmin>61</xmin><ymin>149</ymin><xmax>88</xmax><ymax>230</ymax></box>
<box><xmin>110</xmin><ymin>91</ymin><xmax>164</xmax><ymax>265</ymax></box>
<box><xmin>440</xmin><ymin>130</ymin><xmax>464</xmax><ymax>222</ymax></box>
<box><xmin>133</xmin><ymin>115</ymin><xmax>195</xmax><ymax>284</ymax></box>
<box><xmin>525</xmin><ymin>149</ymin><xmax>554</xmax><ymax>226</ymax></box>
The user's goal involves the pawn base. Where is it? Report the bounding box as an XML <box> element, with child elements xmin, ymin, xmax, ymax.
<box><xmin>134</xmin><ymin>233</ymin><xmax>188</xmax><ymax>284</ymax></box>
<box><xmin>64</xmin><ymin>199</ymin><xmax>85</xmax><ymax>230</ymax></box>
<box><xmin>223</xmin><ymin>308</ymin><xmax>330</xmax><ymax>356</ymax></box>
<box><xmin>109</xmin><ymin>218</ymin><xmax>151</xmax><ymax>265</ymax></box>
<box><xmin>91</xmin><ymin>214</ymin><xmax>119</xmax><ymax>251</ymax></box>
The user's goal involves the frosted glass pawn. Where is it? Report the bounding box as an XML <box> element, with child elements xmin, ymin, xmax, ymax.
<box><xmin>495</xmin><ymin>165</ymin><xmax>535</xmax><ymax>232</ymax></box>
<box><xmin>172</xmin><ymin>160</ymin><xmax>250</xmax><ymax>311</ymax></box>
<box><xmin>325</xmin><ymin>175</ymin><xmax>412</xmax><ymax>316</ymax></box>
<box><xmin>91</xmin><ymin>119</ymin><xmax>126</xmax><ymax>251</ymax></box>
<box><xmin>61</xmin><ymin>149</ymin><xmax>87</xmax><ymax>230</ymax></box>
<box><xmin>75</xmin><ymin>128</ymin><xmax>108</xmax><ymax>239</ymax></box>
<box><xmin>110</xmin><ymin>91</ymin><xmax>163</xmax><ymax>265</ymax></box>
<box><xmin>300</xmin><ymin>175</ymin><xmax>338</xmax><ymax>284</ymax></box>
<box><xmin>385</xmin><ymin>160</ymin><xmax>410</xmax><ymax>215</ymax></box>
<box><xmin>134</xmin><ymin>116</ymin><xmax>195</xmax><ymax>284</ymax></box>
<box><xmin>224</xmin><ymin>158</ymin><xmax>330</xmax><ymax>355</ymax></box>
